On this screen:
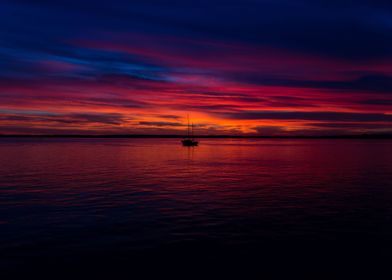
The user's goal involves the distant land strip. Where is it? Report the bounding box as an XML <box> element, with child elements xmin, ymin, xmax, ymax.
<box><xmin>1</xmin><ymin>134</ymin><xmax>392</xmax><ymax>139</ymax></box>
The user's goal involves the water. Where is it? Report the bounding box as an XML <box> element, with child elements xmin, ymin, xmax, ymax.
<box><xmin>1</xmin><ymin>138</ymin><xmax>392</xmax><ymax>273</ymax></box>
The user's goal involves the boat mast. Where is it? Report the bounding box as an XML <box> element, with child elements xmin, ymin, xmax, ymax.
<box><xmin>191</xmin><ymin>123</ymin><xmax>194</xmax><ymax>140</ymax></box>
<box><xmin>187</xmin><ymin>114</ymin><xmax>190</xmax><ymax>138</ymax></box>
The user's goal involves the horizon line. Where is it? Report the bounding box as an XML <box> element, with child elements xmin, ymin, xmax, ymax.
<box><xmin>1</xmin><ymin>134</ymin><xmax>392</xmax><ymax>139</ymax></box>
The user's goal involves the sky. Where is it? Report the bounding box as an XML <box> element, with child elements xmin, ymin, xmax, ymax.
<box><xmin>1</xmin><ymin>0</ymin><xmax>392</xmax><ymax>135</ymax></box>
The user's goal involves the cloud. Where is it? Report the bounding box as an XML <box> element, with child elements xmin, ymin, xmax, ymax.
<box><xmin>1</xmin><ymin>0</ymin><xmax>392</xmax><ymax>135</ymax></box>
<box><xmin>254</xmin><ymin>126</ymin><xmax>287</xmax><ymax>136</ymax></box>
<box><xmin>221</xmin><ymin>111</ymin><xmax>392</xmax><ymax>122</ymax></box>
<box><xmin>157</xmin><ymin>114</ymin><xmax>180</xmax><ymax>119</ymax></box>
<box><xmin>359</xmin><ymin>99</ymin><xmax>392</xmax><ymax>105</ymax></box>
<box><xmin>139</xmin><ymin>121</ymin><xmax>183</xmax><ymax>127</ymax></box>
<box><xmin>0</xmin><ymin>112</ymin><xmax>126</xmax><ymax>125</ymax></box>
<box><xmin>233</xmin><ymin>74</ymin><xmax>392</xmax><ymax>93</ymax></box>
<box><xmin>308</xmin><ymin>122</ymin><xmax>392</xmax><ymax>129</ymax></box>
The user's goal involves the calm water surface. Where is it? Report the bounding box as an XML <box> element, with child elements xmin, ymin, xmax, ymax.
<box><xmin>1</xmin><ymin>138</ymin><xmax>392</xmax><ymax>271</ymax></box>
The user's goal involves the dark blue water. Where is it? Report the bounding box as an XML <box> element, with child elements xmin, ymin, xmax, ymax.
<box><xmin>1</xmin><ymin>138</ymin><xmax>392</xmax><ymax>275</ymax></box>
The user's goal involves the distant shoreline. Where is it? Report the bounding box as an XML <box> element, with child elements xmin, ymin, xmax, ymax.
<box><xmin>1</xmin><ymin>134</ymin><xmax>392</xmax><ymax>139</ymax></box>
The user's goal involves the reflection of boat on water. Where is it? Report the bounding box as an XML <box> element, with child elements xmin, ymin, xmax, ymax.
<box><xmin>182</xmin><ymin>116</ymin><xmax>199</xmax><ymax>146</ymax></box>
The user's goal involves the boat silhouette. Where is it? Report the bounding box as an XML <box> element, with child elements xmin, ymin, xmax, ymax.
<box><xmin>182</xmin><ymin>115</ymin><xmax>199</xmax><ymax>146</ymax></box>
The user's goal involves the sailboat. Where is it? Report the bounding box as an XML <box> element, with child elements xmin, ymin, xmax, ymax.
<box><xmin>182</xmin><ymin>116</ymin><xmax>199</xmax><ymax>146</ymax></box>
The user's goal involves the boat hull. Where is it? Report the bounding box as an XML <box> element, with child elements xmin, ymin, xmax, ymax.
<box><xmin>181</xmin><ymin>139</ymin><xmax>198</xmax><ymax>146</ymax></box>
